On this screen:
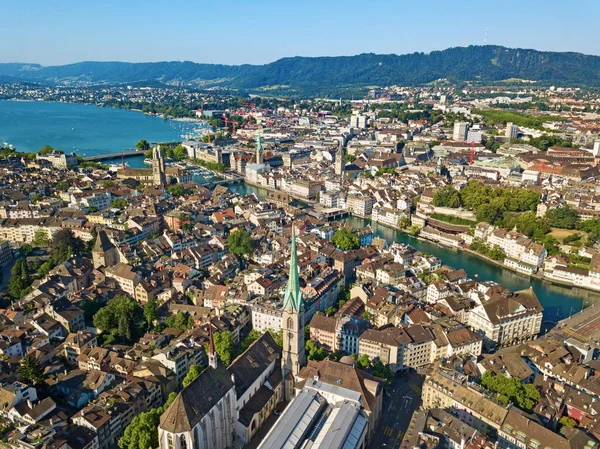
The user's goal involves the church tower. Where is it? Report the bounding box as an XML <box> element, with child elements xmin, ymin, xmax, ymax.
<box><xmin>152</xmin><ymin>145</ymin><xmax>167</xmax><ymax>187</ymax></box>
<box><xmin>208</xmin><ymin>315</ymin><xmax>218</xmax><ymax>369</ymax></box>
<box><xmin>335</xmin><ymin>138</ymin><xmax>345</xmax><ymax>178</ymax></box>
<box><xmin>256</xmin><ymin>133</ymin><xmax>264</xmax><ymax>165</ymax></box>
<box><xmin>281</xmin><ymin>224</ymin><xmax>305</xmax><ymax>398</ymax></box>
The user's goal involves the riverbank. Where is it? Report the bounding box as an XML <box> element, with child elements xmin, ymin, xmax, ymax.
<box><xmin>228</xmin><ymin>181</ymin><xmax>600</xmax><ymax>321</ymax></box>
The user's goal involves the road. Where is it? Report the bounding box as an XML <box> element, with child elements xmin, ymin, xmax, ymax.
<box><xmin>368</xmin><ymin>371</ymin><xmax>424</xmax><ymax>449</ymax></box>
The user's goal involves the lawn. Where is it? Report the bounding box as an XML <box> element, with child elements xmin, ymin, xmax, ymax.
<box><xmin>549</xmin><ymin>228</ymin><xmax>582</xmax><ymax>243</ymax></box>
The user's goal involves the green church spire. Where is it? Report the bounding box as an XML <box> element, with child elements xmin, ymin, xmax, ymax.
<box><xmin>283</xmin><ymin>224</ymin><xmax>302</xmax><ymax>312</ymax></box>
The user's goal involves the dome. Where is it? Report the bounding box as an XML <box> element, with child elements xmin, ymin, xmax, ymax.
<box><xmin>339</xmin><ymin>356</ymin><xmax>357</xmax><ymax>367</ymax></box>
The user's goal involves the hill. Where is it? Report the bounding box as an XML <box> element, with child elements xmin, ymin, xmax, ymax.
<box><xmin>2</xmin><ymin>46</ymin><xmax>600</xmax><ymax>95</ymax></box>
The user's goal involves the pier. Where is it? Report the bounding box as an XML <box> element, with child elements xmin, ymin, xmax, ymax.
<box><xmin>81</xmin><ymin>149</ymin><xmax>144</xmax><ymax>161</ymax></box>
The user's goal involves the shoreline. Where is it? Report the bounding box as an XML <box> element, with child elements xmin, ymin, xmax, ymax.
<box><xmin>236</xmin><ymin>181</ymin><xmax>600</xmax><ymax>296</ymax></box>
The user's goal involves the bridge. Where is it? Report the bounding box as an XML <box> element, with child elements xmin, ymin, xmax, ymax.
<box><xmin>81</xmin><ymin>149</ymin><xmax>145</xmax><ymax>162</ymax></box>
<box><xmin>204</xmin><ymin>178</ymin><xmax>245</xmax><ymax>189</ymax></box>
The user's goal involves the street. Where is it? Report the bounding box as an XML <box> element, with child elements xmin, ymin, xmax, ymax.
<box><xmin>368</xmin><ymin>371</ymin><xmax>424</xmax><ymax>449</ymax></box>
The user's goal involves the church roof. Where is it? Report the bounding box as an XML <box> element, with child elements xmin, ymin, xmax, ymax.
<box><xmin>159</xmin><ymin>363</ymin><xmax>233</xmax><ymax>433</ymax></box>
<box><xmin>228</xmin><ymin>332</ymin><xmax>281</xmax><ymax>398</ymax></box>
<box><xmin>283</xmin><ymin>225</ymin><xmax>302</xmax><ymax>313</ymax></box>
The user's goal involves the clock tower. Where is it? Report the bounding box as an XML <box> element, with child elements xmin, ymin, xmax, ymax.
<box><xmin>281</xmin><ymin>224</ymin><xmax>305</xmax><ymax>399</ymax></box>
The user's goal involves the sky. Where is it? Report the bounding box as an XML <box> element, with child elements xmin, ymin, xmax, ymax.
<box><xmin>2</xmin><ymin>0</ymin><xmax>599</xmax><ymax>66</ymax></box>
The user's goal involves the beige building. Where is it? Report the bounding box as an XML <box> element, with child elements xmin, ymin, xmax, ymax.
<box><xmin>105</xmin><ymin>263</ymin><xmax>141</xmax><ymax>297</ymax></box>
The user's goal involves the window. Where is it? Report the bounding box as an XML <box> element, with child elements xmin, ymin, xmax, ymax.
<box><xmin>167</xmin><ymin>434</ymin><xmax>175</xmax><ymax>449</ymax></box>
<box><xmin>180</xmin><ymin>435</ymin><xmax>188</xmax><ymax>449</ymax></box>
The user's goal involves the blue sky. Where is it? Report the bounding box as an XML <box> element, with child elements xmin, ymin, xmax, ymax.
<box><xmin>2</xmin><ymin>0</ymin><xmax>599</xmax><ymax>65</ymax></box>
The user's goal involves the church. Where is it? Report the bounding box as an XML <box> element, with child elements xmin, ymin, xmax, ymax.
<box><xmin>117</xmin><ymin>145</ymin><xmax>192</xmax><ymax>186</ymax></box>
<box><xmin>157</xmin><ymin>226</ymin><xmax>306</xmax><ymax>449</ymax></box>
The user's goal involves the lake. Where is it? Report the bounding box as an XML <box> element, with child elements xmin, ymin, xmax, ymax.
<box><xmin>0</xmin><ymin>100</ymin><xmax>207</xmax><ymax>168</ymax></box>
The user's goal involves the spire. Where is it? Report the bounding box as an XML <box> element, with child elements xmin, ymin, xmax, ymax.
<box><xmin>208</xmin><ymin>315</ymin><xmax>217</xmax><ymax>369</ymax></box>
<box><xmin>256</xmin><ymin>133</ymin><xmax>263</xmax><ymax>164</ymax></box>
<box><xmin>283</xmin><ymin>223</ymin><xmax>302</xmax><ymax>312</ymax></box>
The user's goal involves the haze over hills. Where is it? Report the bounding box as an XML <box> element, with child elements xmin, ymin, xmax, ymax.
<box><xmin>2</xmin><ymin>45</ymin><xmax>600</xmax><ymax>95</ymax></box>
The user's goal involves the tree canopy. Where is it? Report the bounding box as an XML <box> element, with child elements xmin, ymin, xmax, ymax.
<box><xmin>182</xmin><ymin>365</ymin><xmax>203</xmax><ymax>388</ymax></box>
<box><xmin>50</xmin><ymin>228</ymin><xmax>86</xmax><ymax>264</ymax></box>
<box><xmin>93</xmin><ymin>295</ymin><xmax>140</xmax><ymax>342</ymax></box>
<box><xmin>19</xmin><ymin>354</ymin><xmax>46</xmax><ymax>385</ymax></box>
<box><xmin>480</xmin><ymin>371</ymin><xmax>540</xmax><ymax>412</ymax></box>
<box><xmin>228</xmin><ymin>229</ymin><xmax>254</xmax><ymax>258</ymax></box>
<box><xmin>333</xmin><ymin>227</ymin><xmax>360</xmax><ymax>251</ymax></box>
<box><xmin>119</xmin><ymin>392</ymin><xmax>177</xmax><ymax>449</ymax></box>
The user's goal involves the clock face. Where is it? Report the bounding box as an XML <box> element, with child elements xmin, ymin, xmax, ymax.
<box><xmin>288</xmin><ymin>332</ymin><xmax>294</xmax><ymax>339</ymax></box>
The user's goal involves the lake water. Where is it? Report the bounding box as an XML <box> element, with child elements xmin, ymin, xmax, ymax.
<box><xmin>0</xmin><ymin>100</ymin><xmax>207</xmax><ymax>168</ymax></box>
<box><xmin>230</xmin><ymin>183</ymin><xmax>600</xmax><ymax>325</ymax></box>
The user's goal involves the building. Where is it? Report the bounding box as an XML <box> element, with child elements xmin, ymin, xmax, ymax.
<box><xmin>505</xmin><ymin>122</ymin><xmax>519</xmax><ymax>139</ymax></box>
<box><xmin>281</xmin><ymin>225</ymin><xmax>306</xmax><ymax>399</ymax></box>
<box><xmin>104</xmin><ymin>263</ymin><xmax>141</xmax><ymax>297</ymax></box>
<box><xmin>36</xmin><ymin>151</ymin><xmax>78</xmax><ymax>169</ymax></box>
<box><xmin>158</xmin><ymin>328</ymin><xmax>237</xmax><ymax>449</ymax></box>
<box><xmin>0</xmin><ymin>240</ymin><xmax>12</xmax><ymax>267</ymax></box>
<box><xmin>335</xmin><ymin>139</ymin><xmax>345</xmax><ymax>177</ymax></box>
<box><xmin>453</xmin><ymin>122</ymin><xmax>469</xmax><ymax>141</ymax></box>
<box><xmin>290</xmin><ymin>180</ymin><xmax>321</xmax><ymax>200</ymax></box>
<box><xmin>92</xmin><ymin>230</ymin><xmax>119</xmax><ymax>269</ymax></box>
<box><xmin>358</xmin><ymin>326</ymin><xmax>411</xmax><ymax>372</ymax></box>
<box><xmin>152</xmin><ymin>145</ymin><xmax>167</xmax><ymax>187</ymax></box>
<box><xmin>468</xmin><ymin>288</ymin><xmax>543</xmax><ymax>349</ymax></box>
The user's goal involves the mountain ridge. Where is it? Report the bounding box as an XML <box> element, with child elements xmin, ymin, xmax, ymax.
<box><xmin>1</xmin><ymin>46</ymin><xmax>600</xmax><ymax>95</ymax></box>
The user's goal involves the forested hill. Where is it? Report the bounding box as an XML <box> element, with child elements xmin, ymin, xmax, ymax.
<box><xmin>2</xmin><ymin>46</ymin><xmax>600</xmax><ymax>94</ymax></box>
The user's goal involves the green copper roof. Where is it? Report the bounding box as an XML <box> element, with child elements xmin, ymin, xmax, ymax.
<box><xmin>283</xmin><ymin>224</ymin><xmax>302</xmax><ymax>312</ymax></box>
<box><xmin>257</xmin><ymin>133</ymin><xmax>262</xmax><ymax>155</ymax></box>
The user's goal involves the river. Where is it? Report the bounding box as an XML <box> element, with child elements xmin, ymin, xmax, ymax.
<box><xmin>229</xmin><ymin>183</ymin><xmax>600</xmax><ymax>325</ymax></box>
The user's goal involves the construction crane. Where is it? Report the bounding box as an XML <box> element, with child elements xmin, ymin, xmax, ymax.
<box><xmin>469</xmin><ymin>141</ymin><xmax>476</xmax><ymax>165</ymax></box>
<box><xmin>221</xmin><ymin>115</ymin><xmax>233</xmax><ymax>134</ymax></box>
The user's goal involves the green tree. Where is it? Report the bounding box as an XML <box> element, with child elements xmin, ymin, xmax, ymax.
<box><xmin>268</xmin><ymin>329</ymin><xmax>283</xmax><ymax>347</ymax></box>
<box><xmin>372</xmin><ymin>361</ymin><xmax>393</xmax><ymax>384</ymax></box>
<box><xmin>32</xmin><ymin>230</ymin><xmax>50</xmax><ymax>247</ymax></box>
<box><xmin>135</xmin><ymin>139</ymin><xmax>150</xmax><ymax>152</ymax></box>
<box><xmin>433</xmin><ymin>185</ymin><xmax>462</xmax><ymax>208</ymax></box>
<box><xmin>143</xmin><ymin>298</ymin><xmax>158</xmax><ymax>328</ymax></box>
<box><xmin>546</xmin><ymin>206</ymin><xmax>580</xmax><ymax>229</ymax></box>
<box><xmin>480</xmin><ymin>371</ymin><xmax>540</xmax><ymax>412</ymax></box>
<box><xmin>305</xmin><ymin>340</ymin><xmax>327</xmax><ymax>361</ymax></box>
<box><xmin>111</xmin><ymin>198</ymin><xmax>128</xmax><ymax>210</ymax></box>
<box><xmin>213</xmin><ymin>331</ymin><xmax>235</xmax><ymax>366</ymax></box>
<box><xmin>38</xmin><ymin>145</ymin><xmax>56</xmax><ymax>155</ymax></box>
<box><xmin>93</xmin><ymin>295</ymin><xmax>140</xmax><ymax>341</ymax></box>
<box><xmin>241</xmin><ymin>329</ymin><xmax>262</xmax><ymax>351</ymax></box>
<box><xmin>172</xmin><ymin>144</ymin><xmax>188</xmax><ymax>160</ymax></box>
<box><xmin>56</xmin><ymin>180</ymin><xmax>70</xmax><ymax>191</ymax></box>
<box><xmin>182</xmin><ymin>365</ymin><xmax>203</xmax><ymax>388</ymax></box>
<box><xmin>166</xmin><ymin>184</ymin><xmax>185</xmax><ymax>197</ymax></box>
<box><xmin>357</xmin><ymin>354</ymin><xmax>371</xmax><ymax>369</ymax></box>
<box><xmin>333</xmin><ymin>227</ymin><xmax>360</xmax><ymax>251</ymax></box>
<box><xmin>119</xmin><ymin>392</ymin><xmax>177</xmax><ymax>449</ymax></box>
<box><xmin>165</xmin><ymin>311</ymin><xmax>193</xmax><ymax>330</ymax></box>
<box><xmin>19</xmin><ymin>353</ymin><xmax>46</xmax><ymax>385</ymax></box>
<box><xmin>8</xmin><ymin>258</ymin><xmax>30</xmax><ymax>299</ymax></box>
<box><xmin>228</xmin><ymin>229</ymin><xmax>254</xmax><ymax>258</ymax></box>
<box><xmin>559</xmin><ymin>416</ymin><xmax>577</xmax><ymax>429</ymax></box>
<box><xmin>50</xmin><ymin>229</ymin><xmax>86</xmax><ymax>264</ymax></box>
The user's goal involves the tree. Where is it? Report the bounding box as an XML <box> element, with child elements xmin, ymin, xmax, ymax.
<box><xmin>8</xmin><ymin>258</ymin><xmax>30</xmax><ymax>299</ymax></box>
<box><xmin>559</xmin><ymin>416</ymin><xmax>577</xmax><ymax>429</ymax></box>
<box><xmin>19</xmin><ymin>354</ymin><xmax>46</xmax><ymax>385</ymax></box>
<box><xmin>93</xmin><ymin>295</ymin><xmax>140</xmax><ymax>342</ymax></box>
<box><xmin>172</xmin><ymin>145</ymin><xmax>188</xmax><ymax>160</ymax></box>
<box><xmin>372</xmin><ymin>361</ymin><xmax>393</xmax><ymax>384</ymax></box>
<box><xmin>56</xmin><ymin>180</ymin><xmax>70</xmax><ymax>191</ymax></box>
<box><xmin>268</xmin><ymin>329</ymin><xmax>283</xmax><ymax>347</ymax></box>
<box><xmin>408</xmin><ymin>225</ymin><xmax>421</xmax><ymax>236</ymax></box>
<box><xmin>111</xmin><ymin>198</ymin><xmax>128</xmax><ymax>210</ymax></box>
<box><xmin>228</xmin><ymin>229</ymin><xmax>254</xmax><ymax>258</ymax></box>
<box><xmin>38</xmin><ymin>145</ymin><xmax>55</xmax><ymax>155</ymax></box>
<box><xmin>119</xmin><ymin>392</ymin><xmax>177</xmax><ymax>449</ymax></box>
<box><xmin>182</xmin><ymin>365</ymin><xmax>203</xmax><ymax>388</ymax></box>
<box><xmin>546</xmin><ymin>206</ymin><xmax>580</xmax><ymax>229</ymax></box>
<box><xmin>19</xmin><ymin>244</ymin><xmax>33</xmax><ymax>257</ymax></box>
<box><xmin>143</xmin><ymin>298</ymin><xmax>158</xmax><ymax>328</ymax></box>
<box><xmin>356</xmin><ymin>354</ymin><xmax>370</xmax><ymax>369</ymax></box>
<box><xmin>361</xmin><ymin>310</ymin><xmax>373</xmax><ymax>323</ymax></box>
<box><xmin>433</xmin><ymin>185</ymin><xmax>462</xmax><ymax>208</ymax></box>
<box><xmin>213</xmin><ymin>331</ymin><xmax>235</xmax><ymax>366</ymax></box>
<box><xmin>480</xmin><ymin>371</ymin><xmax>540</xmax><ymax>412</ymax></box>
<box><xmin>324</xmin><ymin>306</ymin><xmax>336</xmax><ymax>316</ymax></box>
<box><xmin>166</xmin><ymin>184</ymin><xmax>185</xmax><ymax>197</ymax></box>
<box><xmin>50</xmin><ymin>229</ymin><xmax>86</xmax><ymax>264</ymax></box>
<box><xmin>241</xmin><ymin>329</ymin><xmax>261</xmax><ymax>351</ymax></box>
<box><xmin>32</xmin><ymin>230</ymin><xmax>50</xmax><ymax>247</ymax></box>
<box><xmin>397</xmin><ymin>216</ymin><xmax>411</xmax><ymax>229</ymax></box>
<box><xmin>305</xmin><ymin>340</ymin><xmax>327</xmax><ymax>361</ymax></box>
<box><xmin>333</xmin><ymin>227</ymin><xmax>360</xmax><ymax>251</ymax></box>
<box><xmin>136</xmin><ymin>139</ymin><xmax>150</xmax><ymax>152</ymax></box>
<box><xmin>165</xmin><ymin>311</ymin><xmax>193</xmax><ymax>331</ymax></box>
